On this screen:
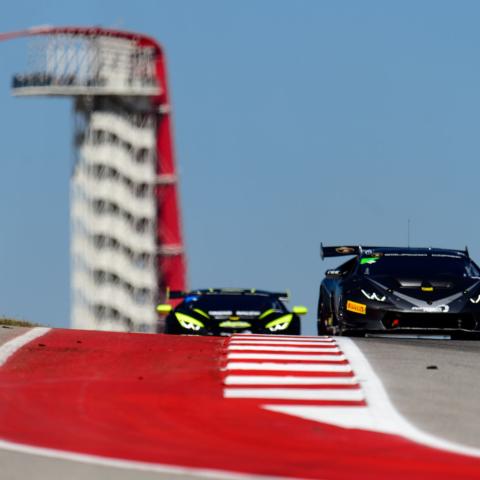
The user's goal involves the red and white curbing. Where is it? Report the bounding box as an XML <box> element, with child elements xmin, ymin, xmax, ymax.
<box><xmin>3</xmin><ymin>328</ymin><xmax>480</xmax><ymax>478</ymax></box>
<box><xmin>223</xmin><ymin>334</ymin><xmax>368</xmax><ymax>421</ymax></box>
<box><xmin>223</xmin><ymin>333</ymin><xmax>480</xmax><ymax>458</ymax></box>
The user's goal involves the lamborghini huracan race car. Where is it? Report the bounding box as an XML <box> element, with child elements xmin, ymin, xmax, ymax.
<box><xmin>318</xmin><ymin>244</ymin><xmax>480</xmax><ymax>336</ymax></box>
<box><xmin>157</xmin><ymin>288</ymin><xmax>307</xmax><ymax>335</ymax></box>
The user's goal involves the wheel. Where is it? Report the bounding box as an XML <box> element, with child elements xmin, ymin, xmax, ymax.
<box><xmin>164</xmin><ymin>315</ymin><xmax>180</xmax><ymax>334</ymax></box>
<box><xmin>318</xmin><ymin>296</ymin><xmax>337</xmax><ymax>336</ymax></box>
<box><xmin>286</xmin><ymin>317</ymin><xmax>301</xmax><ymax>335</ymax></box>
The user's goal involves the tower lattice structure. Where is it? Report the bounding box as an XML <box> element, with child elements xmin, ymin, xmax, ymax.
<box><xmin>0</xmin><ymin>26</ymin><xmax>187</xmax><ymax>332</ymax></box>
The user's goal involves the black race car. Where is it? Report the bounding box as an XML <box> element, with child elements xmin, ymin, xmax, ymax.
<box><xmin>317</xmin><ymin>244</ymin><xmax>480</xmax><ymax>336</ymax></box>
<box><xmin>156</xmin><ymin>288</ymin><xmax>307</xmax><ymax>336</ymax></box>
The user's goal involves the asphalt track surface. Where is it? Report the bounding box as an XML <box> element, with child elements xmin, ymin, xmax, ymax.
<box><xmin>1</xmin><ymin>326</ymin><xmax>480</xmax><ymax>479</ymax></box>
<box><xmin>355</xmin><ymin>336</ymin><xmax>480</xmax><ymax>449</ymax></box>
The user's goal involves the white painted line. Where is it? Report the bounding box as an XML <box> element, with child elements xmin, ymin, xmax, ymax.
<box><xmin>227</xmin><ymin>353</ymin><xmax>346</xmax><ymax>361</ymax></box>
<box><xmin>228</xmin><ymin>346</ymin><xmax>341</xmax><ymax>353</ymax></box>
<box><xmin>224</xmin><ymin>387</ymin><xmax>364</xmax><ymax>401</ymax></box>
<box><xmin>0</xmin><ymin>327</ymin><xmax>50</xmax><ymax>367</ymax></box>
<box><xmin>264</xmin><ymin>406</ymin><xmax>375</xmax><ymax>430</ymax></box>
<box><xmin>226</xmin><ymin>362</ymin><xmax>352</xmax><ymax>372</ymax></box>
<box><xmin>336</xmin><ymin>337</ymin><xmax>480</xmax><ymax>458</ymax></box>
<box><xmin>224</xmin><ymin>375</ymin><xmax>359</xmax><ymax>385</ymax></box>
<box><xmin>232</xmin><ymin>335</ymin><xmax>332</xmax><ymax>340</ymax></box>
<box><xmin>229</xmin><ymin>341</ymin><xmax>337</xmax><ymax>347</ymax></box>
<box><xmin>0</xmin><ymin>438</ymin><xmax>271</xmax><ymax>480</ymax></box>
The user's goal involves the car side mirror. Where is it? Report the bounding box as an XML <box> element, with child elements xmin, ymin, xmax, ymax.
<box><xmin>325</xmin><ymin>269</ymin><xmax>342</xmax><ymax>278</ymax></box>
<box><xmin>292</xmin><ymin>305</ymin><xmax>308</xmax><ymax>316</ymax></box>
<box><xmin>156</xmin><ymin>304</ymin><xmax>173</xmax><ymax>315</ymax></box>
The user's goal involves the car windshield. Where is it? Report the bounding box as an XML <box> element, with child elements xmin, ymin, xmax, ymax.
<box><xmin>181</xmin><ymin>294</ymin><xmax>286</xmax><ymax>313</ymax></box>
<box><xmin>358</xmin><ymin>254</ymin><xmax>480</xmax><ymax>278</ymax></box>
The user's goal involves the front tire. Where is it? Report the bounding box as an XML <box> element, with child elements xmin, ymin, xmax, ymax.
<box><xmin>317</xmin><ymin>296</ymin><xmax>337</xmax><ymax>336</ymax></box>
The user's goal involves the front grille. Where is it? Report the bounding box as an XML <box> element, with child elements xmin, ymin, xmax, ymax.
<box><xmin>382</xmin><ymin>312</ymin><xmax>477</xmax><ymax>330</ymax></box>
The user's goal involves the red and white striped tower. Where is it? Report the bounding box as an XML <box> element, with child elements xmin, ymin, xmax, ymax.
<box><xmin>0</xmin><ymin>26</ymin><xmax>187</xmax><ymax>332</ymax></box>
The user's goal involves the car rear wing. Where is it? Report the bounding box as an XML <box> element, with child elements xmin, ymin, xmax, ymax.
<box><xmin>320</xmin><ymin>243</ymin><xmax>471</xmax><ymax>260</ymax></box>
<box><xmin>167</xmin><ymin>290</ymin><xmax>188</xmax><ymax>300</ymax></box>
<box><xmin>320</xmin><ymin>243</ymin><xmax>381</xmax><ymax>260</ymax></box>
<box><xmin>167</xmin><ymin>288</ymin><xmax>290</xmax><ymax>301</ymax></box>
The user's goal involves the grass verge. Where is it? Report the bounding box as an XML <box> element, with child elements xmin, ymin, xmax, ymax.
<box><xmin>0</xmin><ymin>318</ymin><xmax>41</xmax><ymax>327</ymax></box>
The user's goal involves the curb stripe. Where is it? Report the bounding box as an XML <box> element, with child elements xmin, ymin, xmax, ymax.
<box><xmin>224</xmin><ymin>375</ymin><xmax>359</xmax><ymax>385</ymax></box>
<box><xmin>225</xmin><ymin>362</ymin><xmax>353</xmax><ymax>372</ymax></box>
<box><xmin>224</xmin><ymin>387</ymin><xmax>365</xmax><ymax>401</ymax></box>
<box><xmin>232</xmin><ymin>335</ymin><xmax>332</xmax><ymax>340</ymax></box>
<box><xmin>230</xmin><ymin>340</ymin><xmax>336</xmax><ymax>346</ymax></box>
<box><xmin>226</xmin><ymin>353</ymin><xmax>346</xmax><ymax>361</ymax></box>
<box><xmin>0</xmin><ymin>327</ymin><xmax>50</xmax><ymax>367</ymax></box>
<box><xmin>228</xmin><ymin>346</ymin><xmax>341</xmax><ymax>352</ymax></box>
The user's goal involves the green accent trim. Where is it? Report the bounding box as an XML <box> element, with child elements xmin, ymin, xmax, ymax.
<box><xmin>259</xmin><ymin>308</ymin><xmax>277</xmax><ymax>319</ymax></box>
<box><xmin>193</xmin><ymin>308</ymin><xmax>210</xmax><ymax>319</ymax></box>
<box><xmin>360</xmin><ymin>257</ymin><xmax>379</xmax><ymax>265</ymax></box>
<box><xmin>175</xmin><ymin>313</ymin><xmax>205</xmax><ymax>330</ymax></box>
<box><xmin>265</xmin><ymin>314</ymin><xmax>293</xmax><ymax>331</ymax></box>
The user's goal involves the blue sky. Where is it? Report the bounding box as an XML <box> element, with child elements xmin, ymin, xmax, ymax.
<box><xmin>1</xmin><ymin>1</ymin><xmax>480</xmax><ymax>334</ymax></box>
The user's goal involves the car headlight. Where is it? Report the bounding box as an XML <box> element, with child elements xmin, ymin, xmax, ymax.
<box><xmin>470</xmin><ymin>294</ymin><xmax>480</xmax><ymax>304</ymax></box>
<box><xmin>175</xmin><ymin>313</ymin><xmax>205</xmax><ymax>331</ymax></box>
<box><xmin>361</xmin><ymin>289</ymin><xmax>386</xmax><ymax>302</ymax></box>
<box><xmin>265</xmin><ymin>314</ymin><xmax>293</xmax><ymax>332</ymax></box>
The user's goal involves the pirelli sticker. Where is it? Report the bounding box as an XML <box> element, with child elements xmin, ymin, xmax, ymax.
<box><xmin>346</xmin><ymin>300</ymin><xmax>366</xmax><ymax>315</ymax></box>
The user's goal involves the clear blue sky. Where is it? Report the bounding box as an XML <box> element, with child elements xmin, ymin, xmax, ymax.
<box><xmin>1</xmin><ymin>1</ymin><xmax>480</xmax><ymax>334</ymax></box>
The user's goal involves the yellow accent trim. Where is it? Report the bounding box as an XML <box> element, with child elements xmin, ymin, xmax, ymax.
<box><xmin>346</xmin><ymin>301</ymin><xmax>367</xmax><ymax>315</ymax></box>
<box><xmin>292</xmin><ymin>305</ymin><xmax>308</xmax><ymax>316</ymax></box>
<box><xmin>156</xmin><ymin>304</ymin><xmax>172</xmax><ymax>315</ymax></box>
<box><xmin>421</xmin><ymin>286</ymin><xmax>434</xmax><ymax>292</ymax></box>
<box><xmin>175</xmin><ymin>313</ymin><xmax>205</xmax><ymax>330</ymax></box>
<box><xmin>193</xmin><ymin>308</ymin><xmax>210</xmax><ymax>319</ymax></box>
<box><xmin>259</xmin><ymin>309</ymin><xmax>276</xmax><ymax>319</ymax></box>
<box><xmin>265</xmin><ymin>314</ymin><xmax>293</xmax><ymax>331</ymax></box>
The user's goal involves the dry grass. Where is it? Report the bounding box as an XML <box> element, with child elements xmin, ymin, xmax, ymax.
<box><xmin>0</xmin><ymin>318</ymin><xmax>41</xmax><ymax>327</ymax></box>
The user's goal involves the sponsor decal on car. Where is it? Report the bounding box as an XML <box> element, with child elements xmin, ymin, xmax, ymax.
<box><xmin>219</xmin><ymin>321</ymin><xmax>252</xmax><ymax>328</ymax></box>
<box><xmin>411</xmin><ymin>305</ymin><xmax>449</xmax><ymax>313</ymax></box>
<box><xmin>336</xmin><ymin>247</ymin><xmax>355</xmax><ymax>254</ymax></box>
<box><xmin>346</xmin><ymin>300</ymin><xmax>367</xmax><ymax>315</ymax></box>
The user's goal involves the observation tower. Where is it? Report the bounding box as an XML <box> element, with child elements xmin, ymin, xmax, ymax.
<box><xmin>0</xmin><ymin>26</ymin><xmax>187</xmax><ymax>332</ymax></box>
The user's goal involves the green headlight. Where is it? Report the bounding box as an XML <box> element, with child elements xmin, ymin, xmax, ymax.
<box><xmin>175</xmin><ymin>313</ymin><xmax>205</xmax><ymax>331</ymax></box>
<box><xmin>265</xmin><ymin>314</ymin><xmax>293</xmax><ymax>332</ymax></box>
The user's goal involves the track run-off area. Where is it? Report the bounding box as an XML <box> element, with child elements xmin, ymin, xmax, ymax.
<box><xmin>1</xmin><ymin>327</ymin><xmax>480</xmax><ymax>479</ymax></box>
